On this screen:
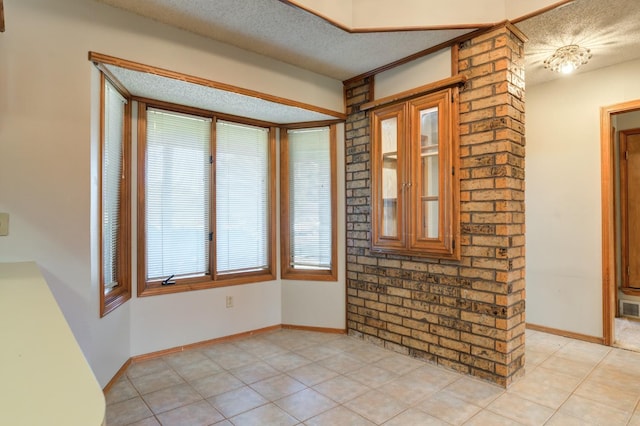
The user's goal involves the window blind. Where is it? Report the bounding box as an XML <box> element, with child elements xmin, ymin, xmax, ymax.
<box><xmin>102</xmin><ymin>81</ymin><xmax>127</xmax><ymax>289</ymax></box>
<box><xmin>216</xmin><ymin>121</ymin><xmax>269</xmax><ymax>274</ymax></box>
<box><xmin>288</xmin><ymin>127</ymin><xmax>332</xmax><ymax>269</ymax></box>
<box><xmin>145</xmin><ymin>108</ymin><xmax>211</xmax><ymax>281</ymax></box>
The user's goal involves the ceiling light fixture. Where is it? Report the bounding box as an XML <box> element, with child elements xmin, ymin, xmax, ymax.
<box><xmin>543</xmin><ymin>44</ymin><xmax>592</xmax><ymax>74</ymax></box>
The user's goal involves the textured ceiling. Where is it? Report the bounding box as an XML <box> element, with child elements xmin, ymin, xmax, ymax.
<box><xmin>515</xmin><ymin>0</ymin><xmax>640</xmax><ymax>86</ymax></box>
<box><xmin>105</xmin><ymin>64</ymin><xmax>338</xmax><ymax>124</ymax></box>
<box><xmin>96</xmin><ymin>0</ymin><xmax>472</xmax><ymax>81</ymax></box>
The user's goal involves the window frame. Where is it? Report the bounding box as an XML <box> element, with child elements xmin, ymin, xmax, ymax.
<box><xmin>371</xmin><ymin>88</ymin><xmax>460</xmax><ymax>259</ymax></box>
<box><xmin>280</xmin><ymin>124</ymin><xmax>338</xmax><ymax>281</ymax></box>
<box><xmin>100</xmin><ymin>73</ymin><xmax>132</xmax><ymax>316</ymax></box>
<box><xmin>137</xmin><ymin>101</ymin><xmax>277</xmax><ymax>297</ymax></box>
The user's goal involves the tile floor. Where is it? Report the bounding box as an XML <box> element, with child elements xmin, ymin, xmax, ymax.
<box><xmin>615</xmin><ymin>317</ymin><xmax>640</xmax><ymax>352</ymax></box>
<box><xmin>106</xmin><ymin>328</ymin><xmax>640</xmax><ymax>425</ymax></box>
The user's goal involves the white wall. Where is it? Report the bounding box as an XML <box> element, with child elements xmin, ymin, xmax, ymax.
<box><xmin>526</xmin><ymin>58</ymin><xmax>640</xmax><ymax>338</ymax></box>
<box><xmin>0</xmin><ymin>0</ymin><xmax>344</xmax><ymax>387</ymax></box>
<box><xmin>375</xmin><ymin>48</ymin><xmax>452</xmax><ymax>100</ymax></box>
<box><xmin>130</xmin><ymin>282</ymin><xmax>283</xmax><ymax>356</ymax></box>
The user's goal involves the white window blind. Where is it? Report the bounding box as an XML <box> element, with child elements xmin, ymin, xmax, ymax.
<box><xmin>288</xmin><ymin>127</ymin><xmax>332</xmax><ymax>269</ymax></box>
<box><xmin>216</xmin><ymin>121</ymin><xmax>270</xmax><ymax>274</ymax></box>
<box><xmin>102</xmin><ymin>81</ymin><xmax>127</xmax><ymax>289</ymax></box>
<box><xmin>145</xmin><ymin>108</ymin><xmax>211</xmax><ymax>281</ymax></box>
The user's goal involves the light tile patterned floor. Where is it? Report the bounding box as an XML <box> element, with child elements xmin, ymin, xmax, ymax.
<box><xmin>105</xmin><ymin>329</ymin><xmax>640</xmax><ymax>425</ymax></box>
<box><xmin>616</xmin><ymin>318</ymin><xmax>640</xmax><ymax>352</ymax></box>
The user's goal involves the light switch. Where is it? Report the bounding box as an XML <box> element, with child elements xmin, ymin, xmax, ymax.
<box><xmin>0</xmin><ymin>213</ymin><xmax>9</xmax><ymax>236</ymax></box>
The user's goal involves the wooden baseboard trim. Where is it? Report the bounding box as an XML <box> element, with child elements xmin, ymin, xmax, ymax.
<box><xmin>102</xmin><ymin>358</ymin><xmax>132</xmax><ymax>393</ymax></box>
<box><xmin>281</xmin><ymin>324</ymin><xmax>346</xmax><ymax>334</ymax></box>
<box><xmin>526</xmin><ymin>323</ymin><xmax>605</xmax><ymax>345</ymax></box>
<box><xmin>131</xmin><ymin>324</ymin><xmax>282</xmax><ymax>363</ymax></box>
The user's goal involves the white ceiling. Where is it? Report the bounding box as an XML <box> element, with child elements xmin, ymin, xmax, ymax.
<box><xmin>95</xmin><ymin>0</ymin><xmax>640</xmax><ymax>122</ymax></box>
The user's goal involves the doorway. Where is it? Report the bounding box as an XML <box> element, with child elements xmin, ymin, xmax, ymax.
<box><xmin>601</xmin><ymin>100</ymin><xmax>640</xmax><ymax>349</ymax></box>
<box><xmin>620</xmin><ymin>129</ymin><xmax>640</xmax><ymax>292</ymax></box>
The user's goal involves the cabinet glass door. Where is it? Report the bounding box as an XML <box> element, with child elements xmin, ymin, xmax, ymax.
<box><xmin>372</xmin><ymin>104</ymin><xmax>405</xmax><ymax>250</ymax></box>
<box><xmin>419</xmin><ymin>106</ymin><xmax>439</xmax><ymax>239</ymax></box>
<box><xmin>381</xmin><ymin>116</ymin><xmax>399</xmax><ymax>237</ymax></box>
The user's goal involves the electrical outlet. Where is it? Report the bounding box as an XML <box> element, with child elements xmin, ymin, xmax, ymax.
<box><xmin>226</xmin><ymin>296</ymin><xmax>234</xmax><ymax>308</ymax></box>
<box><xmin>0</xmin><ymin>213</ymin><xmax>8</xmax><ymax>236</ymax></box>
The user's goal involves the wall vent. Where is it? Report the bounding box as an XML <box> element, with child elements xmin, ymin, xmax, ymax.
<box><xmin>620</xmin><ymin>300</ymin><xmax>640</xmax><ymax>318</ymax></box>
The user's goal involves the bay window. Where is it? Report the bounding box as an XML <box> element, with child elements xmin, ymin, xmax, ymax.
<box><xmin>93</xmin><ymin>53</ymin><xmax>345</xmax><ymax>307</ymax></box>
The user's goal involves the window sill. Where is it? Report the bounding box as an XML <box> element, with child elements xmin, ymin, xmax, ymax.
<box><xmin>281</xmin><ymin>268</ymin><xmax>338</xmax><ymax>282</ymax></box>
<box><xmin>101</xmin><ymin>287</ymin><xmax>131</xmax><ymax>317</ymax></box>
<box><xmin>138</xmin><ymin>271</ymin><xmax>276</xmax><ymax>297</ymax></box>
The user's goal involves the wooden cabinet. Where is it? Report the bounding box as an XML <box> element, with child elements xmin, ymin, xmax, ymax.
<box><xmin>371</xmin><ymin>88</ymin><xmax>459</xmax><ymax>259</ymax></box>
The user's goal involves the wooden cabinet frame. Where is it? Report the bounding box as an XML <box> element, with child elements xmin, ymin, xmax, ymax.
<box><xmin>371</xmin><ymin>88</ymin><xmax>459</xmax><ymax>259</ymax></box>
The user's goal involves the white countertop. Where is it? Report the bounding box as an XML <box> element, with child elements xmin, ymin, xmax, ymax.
<box><xmin>0</xmin><ymin>262</ymin><xmax>105</xmax><ymax>426</ymax></box>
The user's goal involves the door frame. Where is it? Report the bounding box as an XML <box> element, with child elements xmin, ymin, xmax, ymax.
<box><xmin>619</xmin><ymin>128</ymin><xmax>640</xmax><ymax>294</ymax></box>
<box><xmin>601</xmin><ymin>99</ymin><xmax>640</xmax><ymax>346</ymax></box>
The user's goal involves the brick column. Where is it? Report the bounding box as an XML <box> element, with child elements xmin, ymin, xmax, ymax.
<box><xmin>457</xmin><ymin>23</ymin><xmax>527</xmax><ymax>385</ymax></box>
<box><xmin>344</xmin><ymin>23</ymin><xmax>526</xmax><ymax>387</ymax></box>
<box><xmin>344</xmin><ymin>76</ymin><xmax>376</xmax><ymax>338</ymax></box>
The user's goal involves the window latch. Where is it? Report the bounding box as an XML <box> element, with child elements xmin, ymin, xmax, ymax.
<box><xmin>161</xmin><ymin>274</ymin><xmax>176</xmax><ymax>286</ymax></box>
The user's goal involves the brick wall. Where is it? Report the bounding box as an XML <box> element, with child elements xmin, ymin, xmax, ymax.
<box><xmin>344</xmin><ymin>24</ymin><xmax>526</xmax><ymax>387</ymax></box>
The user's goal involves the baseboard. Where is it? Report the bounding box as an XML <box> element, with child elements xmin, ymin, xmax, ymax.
<box><xmin>102</xmin><ymin>358</ymin><xmax>132</xmax><ymax>394</ymax></box>
<box><xmin>526</xmin><ymin>323</ymin><xmax>604</xmax><ymax>345</ymax></box>
<box><xmin>282</xmin><ymin>324</ymin><xmax>346</xmax><ymax>334</ymax></box>
<box><xmin>131</xmin><ymin>324</ymin><xmax>282</xmax><ymax>363</ymax></box>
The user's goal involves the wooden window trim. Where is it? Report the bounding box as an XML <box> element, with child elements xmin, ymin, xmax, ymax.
<box><xmin>100</xmin><ymin>73</ymin><xmax>132</xmax><ymax>316</ymax></box>
<box><xmin>280</xmin><ymin>124</ymin><xmax>338</xmax><ymax>281</ymax></box>
<box><xmin>137</xmin><ymin>102</ymin><xmax>277</xmax><ymax>297</ymax></box>
<box><xmin>371</xmin><ymin>88</ymin><xmax>460</xmax><ymax>260</ymax></box>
